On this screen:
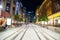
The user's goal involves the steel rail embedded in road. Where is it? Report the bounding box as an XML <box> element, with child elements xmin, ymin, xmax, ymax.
<box><xmin>20</xmin><ymin>26</ymin><xmax>29</xmax><ymax>40</ymax></box>
<box><xmin>11</xmin><ymin>27</ymin><xmax>28</xmax><ymax>40</ymax></box>
<box><xmin>31</xmin><ymin>25</ymin><xmax>41</xmax><ymax>40</ymax></box>
<box><xmin>34</xmin><ymin>26</ymin><xmax>49</xmax><ymax>40</ymax></box>
<box><xmin>40</xmin><ymin>27</ymin><xmax>56</xmax><ymax>40</ymax></box>
<box><xmin>34</xmin><ymin>26</ymin><xmax>56</xmax><ymax>40</ymax></box>
<box><xmin>3</xmin><ymin>27</ymin><xmax>26</xmax><ymax>40</ymax></box>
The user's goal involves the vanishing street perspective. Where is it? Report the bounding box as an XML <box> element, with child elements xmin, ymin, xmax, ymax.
<box><xmin>0</xmin><ymin>0</ymin><xmax>60</xmax><ymax>40</ymax></box>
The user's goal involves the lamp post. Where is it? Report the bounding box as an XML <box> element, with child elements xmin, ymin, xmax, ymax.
<box><xmin>36</xmin><ymin>13</ymin><xmax>39</xmax><ymax>24</ymax></box>
<box><xmin>23</xmin><ymin>13</ymin><xmax>25</xmax><ymax>22</ymax></box>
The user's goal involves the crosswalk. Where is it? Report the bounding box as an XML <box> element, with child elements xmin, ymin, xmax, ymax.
<box><xmin>0</xmin><ymin>24</ymin><xmax>60</xmax><ymax>40</ymax></box>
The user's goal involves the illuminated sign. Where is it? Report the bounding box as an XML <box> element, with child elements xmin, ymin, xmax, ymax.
<box><xmin>6</xmin><ymin>18</ymin><xmax>11</xmax><ymax>25</ymax></box>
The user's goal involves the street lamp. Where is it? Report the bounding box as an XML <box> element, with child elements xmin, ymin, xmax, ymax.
<box><xmin>0</xmin><ymin>4</ymin><xmax>3</xmax><ymax>10</ymax></box>
<box><xmin>36</xmin><ymin>14</ymin><xmax>39</xmax><ymax>16</ymax></box>
<box><xmin>36</xmin><ymin>13</ymin><xmax>39</xmax><ymax>24</ymax></box>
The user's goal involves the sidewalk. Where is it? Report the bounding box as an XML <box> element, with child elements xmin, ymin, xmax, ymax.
<box><xmin>36</xmin><ymin>24</ymin><xmax>60</xmax><ymax>33</ymax></box>
<box><xmin>46</xmin><ymin>26</ymin><xmax>60</xmax><ymax>33</ymax></box>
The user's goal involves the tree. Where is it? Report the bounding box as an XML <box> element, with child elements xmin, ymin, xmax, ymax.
<box><xmin>19</xmin><ymin>18</ymin><xmax>23</xmax><ymax>21</ymax></box>
<box><xmin>38</xmin><ymin>14</ymin><xmax>48</xmax><ymax>26</ymax></box>
<box><xmin>42</xmin><ymin>15</ymin><xmax>48</xmax><ymax>21</ymax></box>
<box><xmin>14</xmin><ymin>14</ymin><xmax>19</xmax><ymax>26</ymax></box>
<box><xmin>14</xmin><ymin>14</ymin><xmax>19</xmax><ymax>21</ymax></box>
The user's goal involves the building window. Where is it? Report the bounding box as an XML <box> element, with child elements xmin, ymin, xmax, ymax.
<box><xmin>12</xmin><ymin>7</ymin><xmax>15</xmax><ymax>15</ymax></box>
<box><xmin>0</xmin><ymin>0</ymin><xmax>1</xmax><ymax>1</ymax></box>
<box><xmin>6</xmin><ymin>0</ymin><xmax>11</xmax><ymax>3</ymax></box>
<box><xmin>13</xmin><ymin>0</ymin><xmax>16</xmax><ymax>5</ymax></box>
<box><xmin>6</xmin><ymin>3</ymin><xmax>10</xmax><ymax>13</ymax></box>
<box><xmin>0</xmin><ymin>0</ymin><xmax>1</xmax><ymax>4</ymax></box>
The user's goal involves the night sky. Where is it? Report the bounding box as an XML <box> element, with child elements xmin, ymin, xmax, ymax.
<box><xmin>21</xmin><ymin>0</ymin><xmax>44</xmax><ymax>11</ymax></box>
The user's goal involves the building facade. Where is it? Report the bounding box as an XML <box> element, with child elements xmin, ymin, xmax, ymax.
<box><xmin>0</xmin><ymin>0</ymin><xmax>23</xmax><ymax>18</ymax></box>
<box><xmin>36</xmin><ymin>0</ymin><xmax>60</xmax><ymax>16</ymax></box>
<box><xmin>36</xmin><ymin>0</ymin><xmax>60</xmax><ymax>26</ymax></box>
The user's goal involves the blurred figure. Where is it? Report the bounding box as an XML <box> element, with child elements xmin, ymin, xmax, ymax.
<box><xmin>1</xmin><ymin>18</ymin><xmax>7</xmax><ymax>29</ymax></box>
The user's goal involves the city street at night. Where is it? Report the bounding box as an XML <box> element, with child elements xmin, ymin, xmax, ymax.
<box><xmin>0</xmin><ymin>24</ymin><xmax>60</xmax><ymax>40</ymax></box>
<box><xmin>0</xmin><ymin>0</ymin><xmax>60</xmax><ymax>40</ymax></box>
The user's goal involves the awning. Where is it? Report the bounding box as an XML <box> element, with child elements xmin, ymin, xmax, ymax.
<box><xmin>48</xmin><ymin>12</ymin><xmax>60</xmax><ymax>19</ymax></box>
<box><xmin>1</xmin><ymin>11</ymin><xmax>11</xmax><ymax>17</ymax></box>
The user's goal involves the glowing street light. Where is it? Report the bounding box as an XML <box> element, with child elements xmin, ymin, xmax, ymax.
<box><xmin>36</xmin><ymin>13</ymin><xmax>39</xmax><ymax>16</ymax></box>
<box><xmin>0</xmin><ymin>4</ymin><xmax>3</xmax><ymax>10</ymax></box>
<box><xmin>0</xmin><ymin>4</ymin><xmax>3</xmax><ymax>16</ymax></box>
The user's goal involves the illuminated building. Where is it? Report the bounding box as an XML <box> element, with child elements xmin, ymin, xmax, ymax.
<box><xmin>36</xmin><ymin>0</ymin><xmax>60</xmax><ymax>26</ymax></box>
<box><xmin>0</xmin><ymin>0</ymin><xmax>23</xmax><ymax>18</ymax></box>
